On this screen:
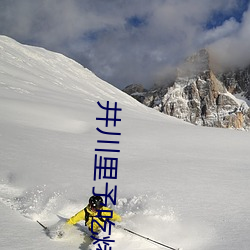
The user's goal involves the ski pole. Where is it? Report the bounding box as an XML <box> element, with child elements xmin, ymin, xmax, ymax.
<box><xmin>37</xmin><ymin>220</ymin><xmax>48</xmax><ymax>231</ymax></box>
<box><xmin>119</xmin><ymin>226</ymin><xmax>181</xmax><ymax>250</ymax></box>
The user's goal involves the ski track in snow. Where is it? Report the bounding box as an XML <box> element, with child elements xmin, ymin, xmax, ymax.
<box><xmin>0</xmin><ymin>180</ymin><xmax>211</xmax><ymax>250</ymax></box>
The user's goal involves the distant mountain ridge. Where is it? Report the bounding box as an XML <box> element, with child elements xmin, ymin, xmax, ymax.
<box><xmin>123</xmin><ymin>49</ymin><xmax>250</xmax><ymax>130</ymax></box>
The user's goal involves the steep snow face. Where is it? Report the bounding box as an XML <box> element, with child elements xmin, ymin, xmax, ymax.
<box><xmin>0</xmin><ymin>35</ymin><xmax>144</xmax><ymax>112</ymax></box>
<box><xmin>0</xmin><ymin>36</ymin><xmax>250</xmax><ymax>250</ymax></box>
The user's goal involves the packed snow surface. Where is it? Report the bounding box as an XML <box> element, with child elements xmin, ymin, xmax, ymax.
<box><xmin>0</xmin><ymin>36</ymin><xmax>250</xmax><ymax>250</ymax></box>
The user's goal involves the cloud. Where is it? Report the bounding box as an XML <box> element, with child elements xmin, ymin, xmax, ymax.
<box><xmin>0</xmin><ymin>0</ymin><xmax>249</xmax><ymax>88</ymax></box>
<box><xmin>200</xmin><ymin>18</ymin><xmax>240</xmax><ymax>45</ymax></box>
<box><xmin>209</xmin><ymin>4</ymin><xmax>250</xmax><ymax>69</ymax></box>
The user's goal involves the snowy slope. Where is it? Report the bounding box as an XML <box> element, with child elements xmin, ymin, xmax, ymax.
<box><xmin>0</xmin><ymin>36</ymin><xmax>250</xmax><ymax>250</ymax></box>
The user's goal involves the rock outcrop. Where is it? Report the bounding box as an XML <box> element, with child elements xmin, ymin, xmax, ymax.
<box><xmin>123</xmin><ymin>49</ymin><xmax>250</xmax><ymax>130</ymax></box>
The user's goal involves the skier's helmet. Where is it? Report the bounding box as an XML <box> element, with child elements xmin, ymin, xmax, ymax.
<box><xmin>89</xmin><ymin>195</ymin><xmax>103</xmax><ymax>210</ymax></box>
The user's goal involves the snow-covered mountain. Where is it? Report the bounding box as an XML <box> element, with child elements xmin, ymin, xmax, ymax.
<box><xmin>1</xmin><ymin>36</ymin><xmax>250</xmax><ymax>250</ymax></box>
<box><xmin>124</xmin><ymin>49</ymin><xmax>250</xmax><ymax>130</ymax></box>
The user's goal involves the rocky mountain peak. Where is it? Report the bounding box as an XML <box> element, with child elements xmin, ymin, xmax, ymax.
<box><xmin>177</xmin><ymin>49</ymin><xmax>210</xmax><ymax>78</ymax></box>
<box><xmin>123</xmin><ymin>49</ymin><xmax>250</xmax><ymax>130</ymax></box>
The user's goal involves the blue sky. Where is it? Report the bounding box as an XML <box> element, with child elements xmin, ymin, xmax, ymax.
<box><xmin>0</xmin><ymin>0</ymin><xmax>249</xmax><ymax>89</ymax></box>
<box><xmin>205</xmin><ymin>0</ymin><xmax>249</xmax><ymax>28</ymax></box>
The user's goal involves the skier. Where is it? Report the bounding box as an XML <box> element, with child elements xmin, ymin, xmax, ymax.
<box><xmin>66</xmin><ymin>195</ymin><xmax>122</xmax><ymax>234</ymax></box>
